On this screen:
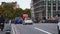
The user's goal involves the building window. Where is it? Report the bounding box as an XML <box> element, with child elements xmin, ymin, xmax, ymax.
<box><xmin>48</xmin><ymin>0</ymin><xmax>51</xmax><ymax>1</ymax></box>
<box><xmin>58</xmin><ymin>0</ymin><xmax>60</xmax><ymax>4</ymax></box>
<box><xmin>35</xmin><ymin>13</ymin><xmax>39</xmax><ymax>19</ymax></box>
<box><xmin>58</xmin><ymin>4</ymin><xmax>60</xmax><ymax>15</ymax></box>
<box><xmin>33</xmin><ymin>0</ymin><xmax>40</xmax><ymax>3</ymax></box>
<box><xmin>44</xmin><ymin>0</ymin><xmax>45</xmax><ymax>1</ymax></box>
<box><xmin>34</xmin><ymin>8</ymin><xmax>40</xmax><ymax>11</ymax></box>
<box><xmin>48</xmin><ymin>6</ymin><xmax>51</xmax><ymax>10</ymax></box>
<box><xmin>42</xmin><ymin>10</ymin><xmax>46</xmax><ymax>17</ymax></box>
<box><xmin>48</xmin><ymin>5</ymin><xmax>51</xmax><ymax>18</ymax></box>
<box><xmin>53</xmin><ymin>0</ymin><xmax>56</xmax><ymax>1</ymax></box>
<box><xmin>48</xmin><ymin>10</ymin><xmax>51</xmax><ymax>18</ymax></box>
<box><xmin>58</xmin><ymin>5</ymin><xmax>60</xmax><ymax>10</ymax></box>
<box><xmin>58</xmin><ymin>0</ymin><xmax>60</xmax><ymax>16</ymax></box>
<box><xmin>53</xmin><ymin>10</ymin><xmax>56</xmax><ymax>17</ymax></box>
<box><xmin>58</xmin><ymin>10</ymin><xmax>60</xmax><ymax>15</ymax></box>
<box><xmin>58</xmin><ymin>0</ymin><xmax>60</xmax><ymax>1</ymax></box>
<box><xmin>58</xmin><ymin>1</ymin><xmax>60</xmax><ymax>5</ymax></box>
<box><xmin>48</xmin><ymin>1</ymin><xmax>51</xmax><ymax>5</ymax></box>
<box><xmin>53</xmin><ymin>5</ymin><xmax>56</xmax><ymax>17</ymax></box>
<box><xmin>53</xmin><ymin>1</ymin><xmax>56</xmax><ymax>5</ymax></box>
<box><xmin>34</xmin><ymin>2</ymin><xmax>40</xmax><ymax>8</ymax></box>
<box><xmin>42</xmin><ymin>10</ymin><xmax>46</xmax><ymax>15</ymax></box>
<box><xmin>42</xmin><ymin>0</ymin><xmax>46</xmax><ymax>5</ymax></box>
<box><xmin>53</xmin><ymin>6</ymin><xmax>56</xmax><ymax>10</ymax></box>
<box><xmin>42</xmin><ymin>3</ymin><xmax>46</xmax><ymax>18</ymax></box>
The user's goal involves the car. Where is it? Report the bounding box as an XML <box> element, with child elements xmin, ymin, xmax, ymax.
<box><xmin>18</xmin><ymin>17</ymin><xmax>23</xmax><ymax>24</ymax></box>
<box><xmin>23</xmin><ymin>18</ymin><xmax>33</xmax><ymax>25</ymax></box>
<box><xmin>15</xmin><ymin>17</ymin><xmax>20</xmax><ymax>24</ymax></box>
<box><xmin>57</xmin><ymin>19</ymin><xmax>60</xmax><ymax>34</ymax></box>
<box><xmin>15</xmin><ymin>17</ymin><xmax>23</xmax><ymax>24</ymax></box>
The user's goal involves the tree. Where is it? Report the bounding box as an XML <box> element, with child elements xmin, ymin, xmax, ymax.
<box><xmin>2</xmin><ymin>3</ymin><xmax>15</xmax><ymax>19</ymax></box>
<box><xmin>0</xmin><ymin>3</ymin><xmax>31</xmax><ymax>19</ymax></box>
<box><xmin>0</xmin><ymin>5</ymin><xmax>3</xmax><ymax>14</ymax></box>
<box><xmin>14</xmin><ymin>8</ymin><xmax>23</xmax><ymax>17</ymax></box>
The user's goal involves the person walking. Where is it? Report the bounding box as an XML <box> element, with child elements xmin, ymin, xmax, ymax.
<box><xmin>0</xmin><ymin>13</ymin><xmax>5</xmax><ymax>31</ymax></box>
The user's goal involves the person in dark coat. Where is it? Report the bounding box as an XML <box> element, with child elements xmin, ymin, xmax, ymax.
<box><xmin>0</xmin><ymin>13</ymin><xmax>5</xmax><ymax>31</ymax></box>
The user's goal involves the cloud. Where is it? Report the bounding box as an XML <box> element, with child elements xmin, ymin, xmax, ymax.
<box><xmin>17</xmin><ymin>0</ymin><xmax>31</xmax><ymax>9</ymax></box>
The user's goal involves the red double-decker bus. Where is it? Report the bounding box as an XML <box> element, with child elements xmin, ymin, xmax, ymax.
<box><xmin>22</xmin><ymin>14</ymin><xmax>28</xmax><ymax>20</ymax></box>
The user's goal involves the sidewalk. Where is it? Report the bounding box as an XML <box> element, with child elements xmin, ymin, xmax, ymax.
<box><xmin>0</xmin><ymin>24</ymin><xmax>6</xmax><ymax>34</ymax></box>
<box><xmin>0</xmin><ymin>30</ymin><xmax>5</xmax><ymax>34</ymax></box>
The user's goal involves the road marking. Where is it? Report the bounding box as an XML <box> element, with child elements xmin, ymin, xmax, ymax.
<box><xmin>34</xmin><ymin>27</ymin><xmax>52</xmax><ymax>34</ymax></box>
<box><xmin>11</xmin><ymin>24</ymin><xmax>16</xmax><ymax>34</ymax></box>
<box><xmin>14</xmin><ymin>24</ymin><xmax>20</xmax><ymax>34</ymax></box>
<box><xmin>12</xmin><ymin>24</ymin><xmax>20</xmax><ymax>34</ymax></box>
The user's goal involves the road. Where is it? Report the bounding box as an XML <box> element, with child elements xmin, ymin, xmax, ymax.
<box><xmin>11</xmin><ymin>23</ymin><xmax>58</xmax><ymax>34</ymax></box>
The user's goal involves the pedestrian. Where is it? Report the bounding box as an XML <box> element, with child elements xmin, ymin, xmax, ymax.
<box><xmin>32</xmin><ymin>18</ymin><xmax>37</xmax><ymax>23</ymax></box>
<box><xmin>0</xmin><ymin>13</ymin><xmax>5</xmax><ymax>31</ymax></box>
<box><xmin>43</xmin><ymin>19</ymin><xmax>46</xmax><ymax>23</ymax></box>
<box><xmin>39</xmin><ymin>18</ymin><xmax>43</xmax><ymax>23</ymax></box>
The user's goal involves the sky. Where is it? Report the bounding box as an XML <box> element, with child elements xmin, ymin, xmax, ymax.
<box><xmin>0</xmin><ymin>0</ymin><xmax>31</xmax><ymax>9</ymax></box>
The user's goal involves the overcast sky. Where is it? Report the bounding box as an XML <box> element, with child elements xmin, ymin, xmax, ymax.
<box><xmin>0</xmin><ymin>0</ymin><xmax>31</xmax><ymax>9</ymax></box>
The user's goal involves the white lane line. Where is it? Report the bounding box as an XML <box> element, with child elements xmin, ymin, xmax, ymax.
<box><xmin>14</xmin><ymin>24</ymin><xmax>20</xmax><ymax>34</ymax></box>
<box><xmin>34</xmin><ymin>27</ymin><xmax>52</xmax><ymax>34</ymax></box>
<box><xmin>11</xmin><ymin>24</ymin><xmax>16</xmax><ymax>34</ymax></box>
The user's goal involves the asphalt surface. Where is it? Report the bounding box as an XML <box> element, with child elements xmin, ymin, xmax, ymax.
<box><xmin>12</xmin><ymin>23</ymin><xmax>58</xmax><ymax>34</ymax></box>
